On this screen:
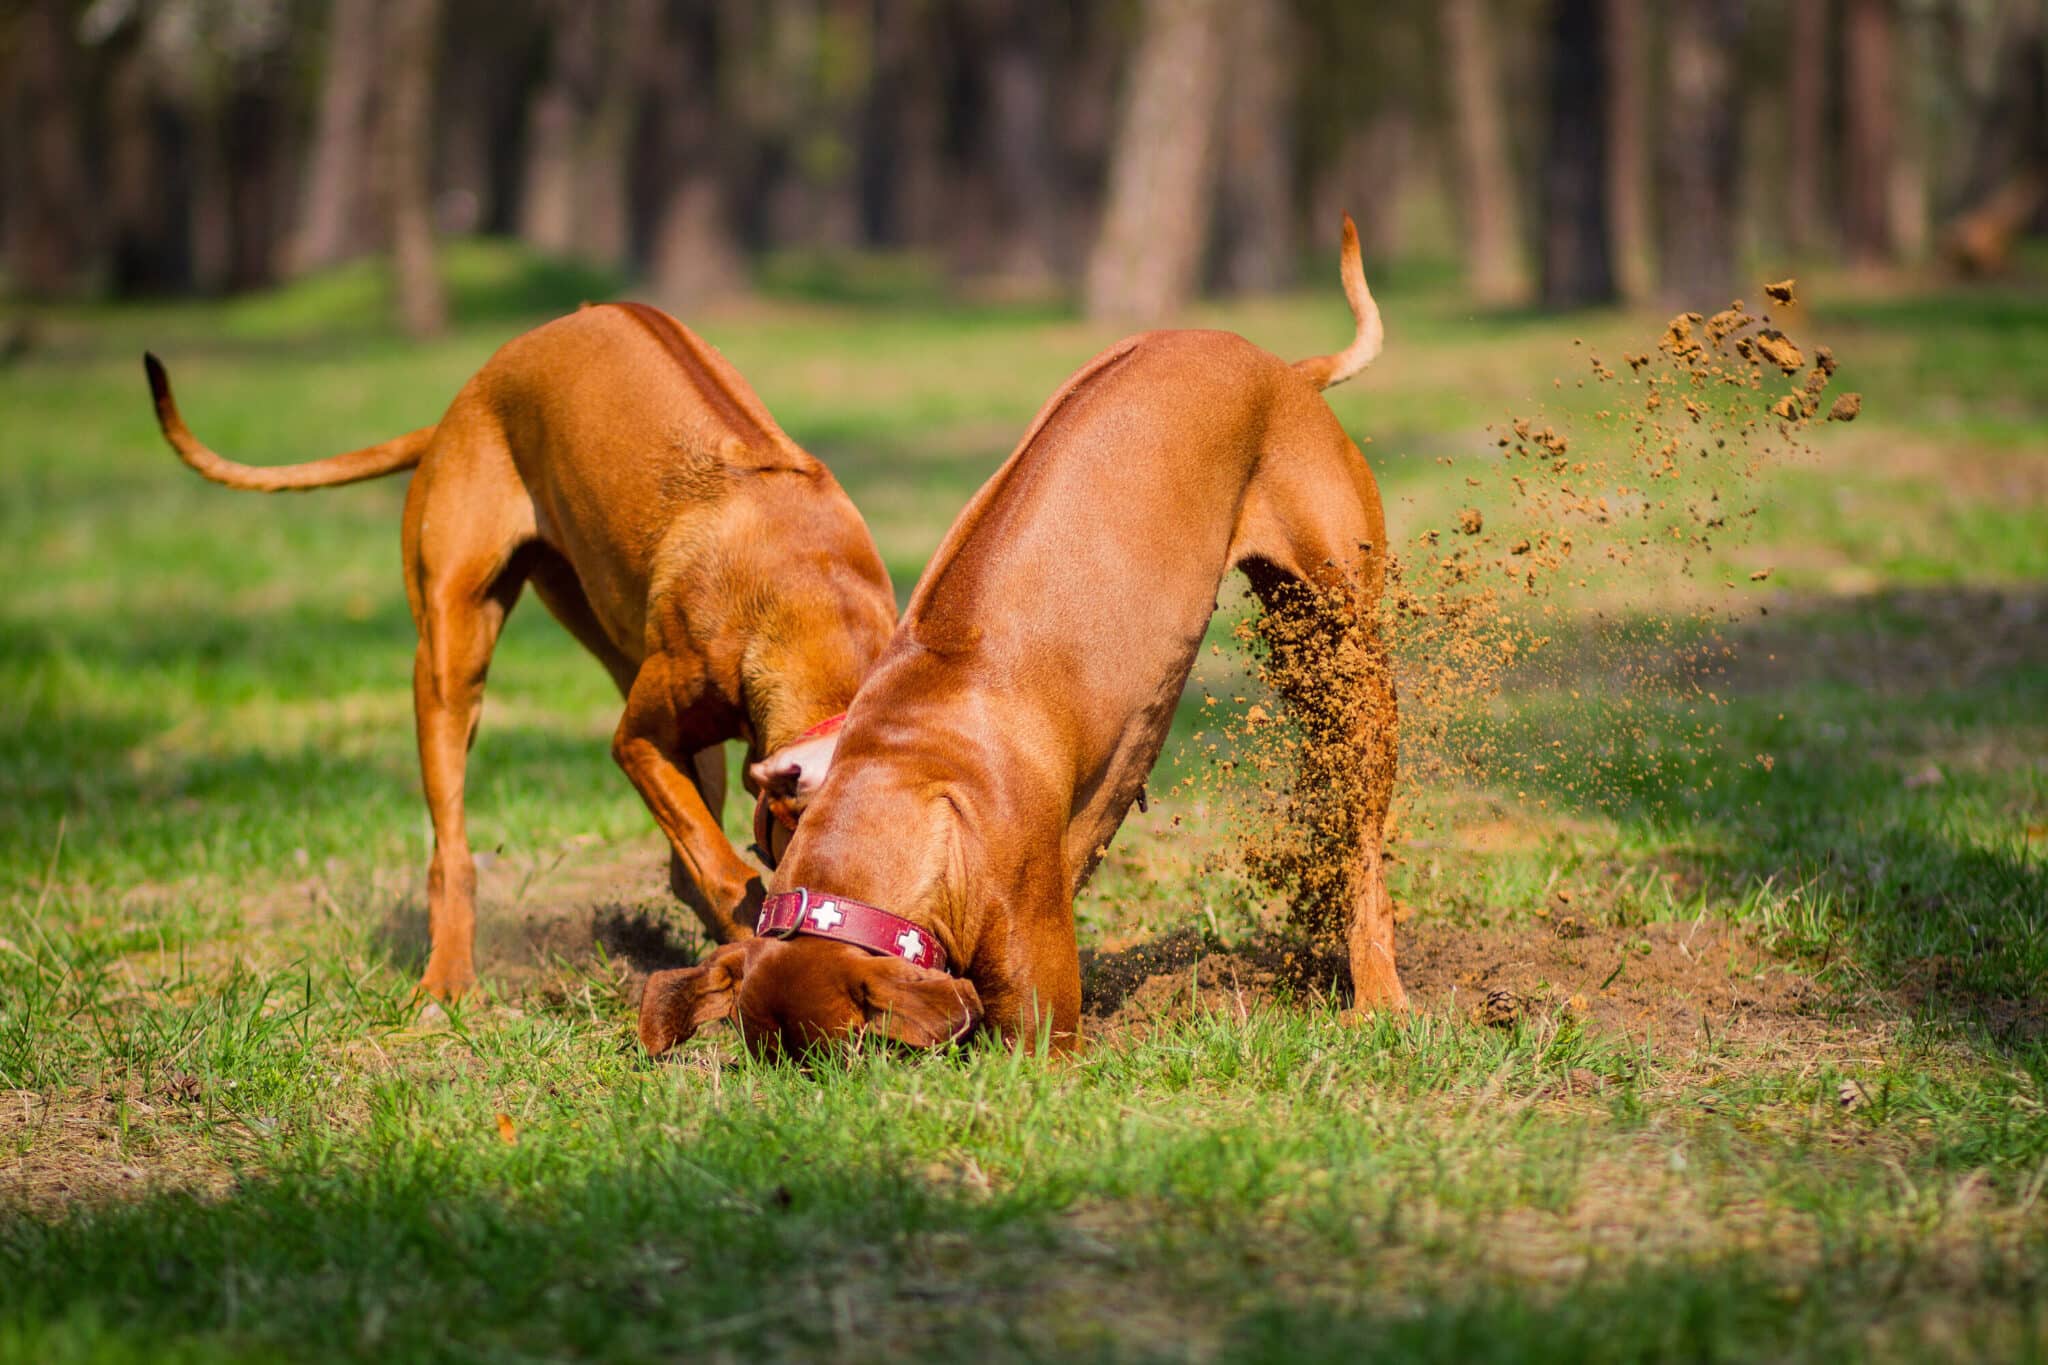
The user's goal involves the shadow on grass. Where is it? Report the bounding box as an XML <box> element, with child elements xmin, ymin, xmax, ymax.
<box><xmin>369</xmin><ymin>896</ymin><xmax>703</xmax><ymax>984</ymax></box>
<box><xmin>1</xmin><ymin>1132</ymin><xmax>2035</xmax><ymax>1363</ymax></box>
<box><xmin>1488</xmin><ymin>584</ymin><xmax>2048</xmax><ymax>1053</ymax></box>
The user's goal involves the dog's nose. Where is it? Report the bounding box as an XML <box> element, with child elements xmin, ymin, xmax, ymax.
<box><xmin>747</xmin><ymin>756</ymin><xmax>798</xmax><ymax>798</ymax></box>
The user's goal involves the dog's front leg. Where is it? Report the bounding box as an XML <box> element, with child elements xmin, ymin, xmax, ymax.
<box><xmin>613</xmin><ymin>659</ymin><xmax>763</xmax><ymax>943</ymax></box>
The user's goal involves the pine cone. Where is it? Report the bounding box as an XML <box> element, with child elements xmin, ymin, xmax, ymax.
<box><xmin>1478</xmin><ymin>987</ymin><xmax>1519</xmax><ymax>1029</ymax></box>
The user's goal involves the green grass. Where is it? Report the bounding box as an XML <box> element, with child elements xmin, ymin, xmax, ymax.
<box><xmin>2</xmin><ymin>242</ymin><xmax>2045</xmax><ymax>1361</ymax></box>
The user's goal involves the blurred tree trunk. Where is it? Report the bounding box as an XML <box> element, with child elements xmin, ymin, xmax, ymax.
<box><xmin>106</xmin><ymin>25</ymin><xmax>192</xmax><ymax>295</ymax></box>
<box><xmin>859</xmin><ymin>0</ymin><xmax>942</xmax><ymax>252</ymax></box>
<box><xmin>1214</xmin><ymin>0</ymin><xmax>1297</xmax><ymax>294</ymax></box>
<box><xmin>1841</xmin><ymin>0</ymin><xmax>1895</xmax><ymax>264</ymax></box>
<box><xmin>1316</xmin><ymin>109</ymin><xmax>1413</xmax><ymax>265</ymax></box>
<box><xmin>1441</xmin><ymin>0</ymin><xmax>1526</xmax><ymax>304</ymax></box>
<box><xmin>575</xmin><ymin>0</ymin><xmax>653</xmax><ymax>271</ymax></box>
<box><xmin>188</xmin><ymin>97</ymin><xmax>234</xmax><ymax>293</ymax></box>
<box><xmin>1658</xmin><ymin>0</ymin><xmax>1744</xmax><ymax>306</ymax></box>
<box><xmin>433</xmin><ymin>1</ymin><xmax>519</xmax><ymax>239</ymax></box>
<box><xmin>1940</xmin><ymin>2</ymin><xmax>2047</xmax><ymax>273</ymax></box>
<box><xmin>4</xmin><ymin>0</ymin><xmax>94</xmax><ymax>297</ymax></box>
<box><xmin>1052</xmin><ymin>2</ymin><xmax>1126</xmax><ymax>275</ymax></box>
<box><xmin>984</xmin><ymin>0</ymin><xmax>1062</xmax><ymax>287</ymax></box>
<box><xmin>1888</xmin><ymin>3</ymin><xmax>1931</xmax><ymax>259</ymax></box>
<box><xmin>643</xmin><ymin>0</ymin><xmax>744</xmax><ymax>304</ymax></box>
<box><xmin>520</xmin><ymin>0</ymin><xmax>601</xmax><ymax>257</ymax></box>
<box><xmin>382</xmin><ymin>0</ymin><xmax>446</xmax><ymax>337</ymax></box>
<box><xmin>1602</xmin><ymin>0</ymin><xmax>1651</xmax><ymax>299</ymax></box>
<box><xmin>1785</xmin><ymin>0</ymin><xmax>1828</xmax><ymax>253</ymax></box>
<box><xmin>1085</xmin><ymin>0</ymin><xmax>1229</xmax><ymax>324</ymax></box>
<box><xmin>223</xmin><ymin>79</ymin><xmax>291</xmax><ymax>292</ymax></box>
<box><xmin>1540</xmin><ymin>0</ymin><xmax>1614</xmax><ymax>308</ymax></box>
<box><xmin>292</xmin><ymin>0</ymin><xmax>382</xmax><ymax>273</ymax></box>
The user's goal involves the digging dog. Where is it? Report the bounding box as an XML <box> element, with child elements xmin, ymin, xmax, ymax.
<box><xmin>640</xmin><ymin>219</ymin><xmax>1404</xmax><ymax>1057</ymax></box>
<box><xmin>146</xmin><ymin>303</ymin><xmax>897</xmax><ymax>1000</ymax></box>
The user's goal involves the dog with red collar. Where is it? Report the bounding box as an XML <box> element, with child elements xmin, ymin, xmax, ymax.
<box><xmin>640</xmin><ymin>218</ymin><xmax>1404</xmax><ymax>1057</ymax></box>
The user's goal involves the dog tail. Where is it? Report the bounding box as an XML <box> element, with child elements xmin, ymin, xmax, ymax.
<box><xmin>1292</xmin><ymin>214</ymin><xmax>1383</xmax><ymax>391</ymax></box>
<box><xmin>145</xmin><ymin>352</ymin><xmax>435</xmax><ymax>492</ymax></box>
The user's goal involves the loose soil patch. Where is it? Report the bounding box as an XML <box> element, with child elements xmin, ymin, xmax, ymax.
<box><xmin>1082</xmin><ymin>916</ymin><xmax>1851</xmax><ymax>1059</ymax></box>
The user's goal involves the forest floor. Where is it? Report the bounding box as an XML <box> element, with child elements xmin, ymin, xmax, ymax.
<box><xmin>3</xmin><ymin>243</ymin><xmax>2045</xmax><ymax>1362</ymax></box>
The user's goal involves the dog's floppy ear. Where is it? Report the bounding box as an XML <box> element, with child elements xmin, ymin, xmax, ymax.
<box><xmin>639</xmin><ymin>942</ymin><xmax>749</xmax><ymax>1055</ymax></box>
<box><xmin>851</xmin><ymin>956</ymin><xmax>983</xmax><ymax>1047</ymax></box>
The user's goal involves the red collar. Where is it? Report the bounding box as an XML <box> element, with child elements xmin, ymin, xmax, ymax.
<box><xmin>793</xmin><ymin>712</ymin><xmax>847</xmax><ymax>742</ymax></box>
<box><xmin>756</xmin><ymin>888</ymin><xmax>949</xmax><ymax>973</ymax></box>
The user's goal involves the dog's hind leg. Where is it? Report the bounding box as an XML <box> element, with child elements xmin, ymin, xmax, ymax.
<box><xmin>401</xmin><ymin>429</ymin><xmax>535</xmax><ymax>1001</ymax></box>
<box><xmin>1235</xmin><ymin>418</ymin><xmax>1408</xmax><ymax>1012</ymax></box>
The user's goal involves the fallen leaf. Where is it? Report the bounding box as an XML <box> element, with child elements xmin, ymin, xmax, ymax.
<box><xmin>496</xmin><ymin>1112</ymin><xmax>518</xmax><ymax>1145</ymax></box>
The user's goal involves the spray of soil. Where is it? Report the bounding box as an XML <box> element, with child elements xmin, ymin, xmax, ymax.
<box><xmin>1180</xmin><ymin>281</ymin><xmax>1857</xmax><ymax>965</ymax></box>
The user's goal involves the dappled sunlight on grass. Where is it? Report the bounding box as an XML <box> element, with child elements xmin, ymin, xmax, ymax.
<box><xmin>3</xmin><ymin>246</ymin><xmax>2044</xmax><ymax>1359</ymax></box>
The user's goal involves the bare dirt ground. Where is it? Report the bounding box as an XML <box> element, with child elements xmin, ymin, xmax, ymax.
<box><xmin>326</xmin><ymin>832</ymin><xmax>1865</xmax><ymax>1067</ymax></box>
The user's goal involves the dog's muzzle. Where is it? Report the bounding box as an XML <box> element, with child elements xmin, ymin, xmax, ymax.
<box><xmin>748</xmin><ymin>712</ymin><xmax>846</xmax><ymax>870</ymax></box>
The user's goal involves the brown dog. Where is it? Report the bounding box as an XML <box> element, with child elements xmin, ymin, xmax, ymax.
<box><xmin>640</xmin><ymin>219</ymin><xmax>1403</xmax><ymax>1057</ymax></box>
<box><xmin>146</xmin><ymin>303</ymin><xmax>897</xmax><ymax>1000</ymax></box>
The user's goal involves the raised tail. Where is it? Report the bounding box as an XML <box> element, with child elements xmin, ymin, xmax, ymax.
<box><xmin>145</xmin><ymin>352</ymin><xmax>435</xmax><ymax>492</ymax></box>
<box><xmin>1291</xmin><ymin>214</ymin><xmax>1384</xmax><ymax>391</ymax></box>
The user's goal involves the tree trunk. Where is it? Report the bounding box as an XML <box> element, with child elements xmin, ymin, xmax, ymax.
<box><xmin>1888</xmin><ymin>1</ymin><xmax>1930</xmax><ymax>259</ymax></box>
<box><xmin>1084</xmin><ymin>0</ymin><xmax>1229</xmax><ymax>325</ymax></box>
<box><xmin>1658</xmin><ymin>0</ymin><xmax>1745</xmax><ymax>307</ymax></box>
<box><xmin>292</xmin><ymin>0</ymin><xmax>383</xmax><ymax>273</ymax></box>
<box><xmin>1440</xmin><ymin>0</ymin><xmax>1526</xmax><ymax>304</ymax></box>
<box><xmin>4</xmin><ymin>0</ymin><xmax>94</xmax><ymax>298</ymax></box>
<box><xmin>1214</xmin><ymin>0</ymin><xmax>1297</xmax><ymax>294</ymax></box>
<box><xmin>433</xmin><ymin>6</ymin><xmax>508</xmax><ymax>238</ymax></box>
<box><xmin>858</xmin><ymin>0</ymin><xmax>940</xmax><ymax>251</ymax></box>
<box><xmin>1051</xmin><ymin>1</ymin><xmax>1127</xmax><ymax>276</ymax></box>
<box><xmin>106</xmin><ymin>28</ymin><xmax>192</xmax><ymax>295</ymax></box>
<box><xmin>1540</xmin><ymin>0</ymin><xmax>1614</xmax><ymax>308</ymax></box>
<box><xmin>519</xmin><ymin>0</ymin><xmax>602</xmax><ymax>257</ymax></box>
<box><xmin>1939</xmin><ymin>2</ymin><xmax>2047</xmax><ymax>273</ymax></box>
<box><xmin>574</xmin><ymin>0</ymin><xmax>653</xmax><ymax>271</ymax></box>
<box><xmin>1784</xmin><ymin>0</ymin><xmax>1828</xmax><ymax>253</ymax></box>
<box><xmin>188</xmin><ymin>96</ymin><xmax>234</xmax><ymax>294</ymax></box>
<box><xmin>1313</xmin><ymin>107</ymin><xmax>1414</xmax><ymax>266</ymax></box>
<box><xmin>382</xmin><ymin>0</ymin><xmax>447</xmax><ymax>337</ymax></box>
<box><xmin>643</xmin><ymin>0</ymin><xmax>745</xmax><ymax>304</ymax></box>
<box><xmin>1602</xmin><ymin>0</ymin><xmax>1651</xmax><ymax>298</ymax></box>
<box><xmin>223</xmin><ymin>81</ymin><xmax>290</xmax><ymax>292</ymax></box>
<box><xmin>1841</xmin><ymin>0</ymin><xmax>1895</xmax><ymax>264</ymax></box>
<box><xmin>983</xmin><ymin>0</ymin><xmax>1063</xmax><ymax>287</ymax></box>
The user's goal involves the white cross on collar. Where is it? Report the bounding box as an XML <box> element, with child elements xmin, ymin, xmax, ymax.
<box><xmin>808</xmin><ymin>899</ymin><xmax>844</xmax><ymax>931</ymax></box>
<box><xmin>895</xmin><ymin>928</ymin><xmax>925</xmax><ymax>960</ymax></box>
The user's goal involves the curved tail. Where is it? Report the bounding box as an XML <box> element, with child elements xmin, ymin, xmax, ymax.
<box><xmin>145</xmin><ymin>352</ymin><xmax>435</xmax><ymax>492</ymax></box>
<box><xmin>1292</xmin><ymin>214</ymin><xmax>1384</xmax><ymax>391</ymax></box>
